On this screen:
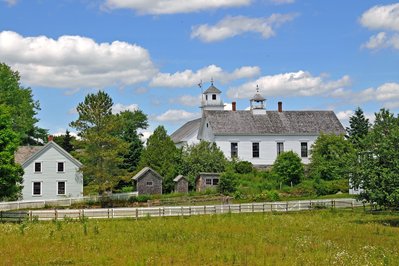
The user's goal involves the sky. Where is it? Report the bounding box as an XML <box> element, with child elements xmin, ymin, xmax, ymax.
<box><xmin>1</xmin><ymin>0</ymin><xmax>399</xmax><ymax>139</ymax></box>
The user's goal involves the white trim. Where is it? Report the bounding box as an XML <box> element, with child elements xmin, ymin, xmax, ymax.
<box><xmin>34</xmin><ymin>161</ymin><xmax>42</xmax><ymax>173</ymax></box>
<box><xmin>32</xmin><ymin>181</ymin><xmax>42</xmax><ymax>196</ymax></box>
<box><xmin>56</xmin><ymin>180</ymin><xmax>67</xmax><ymax>195</ymax></box>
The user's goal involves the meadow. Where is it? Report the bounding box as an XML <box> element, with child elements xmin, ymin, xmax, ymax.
<box><xmin>0</xmin><ymin>209</ymin><xmax>398</xmax><ymax>265</ymax></box>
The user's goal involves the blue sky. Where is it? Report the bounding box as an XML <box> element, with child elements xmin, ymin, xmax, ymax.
<box><xmin>1</xmin><ymin>0</ymin><xmax>398</xmax><ymax>138</ymax></box>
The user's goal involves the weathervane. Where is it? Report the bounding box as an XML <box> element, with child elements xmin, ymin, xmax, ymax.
<box><xmin>211</xmin><ymin>77</ymin><xmax>214</xmax><ymax>86</ymax></box>
<box><xmin>256</xmin><ymin>84</ymin><xmax>259</xmax><ymax>93</ymax></box>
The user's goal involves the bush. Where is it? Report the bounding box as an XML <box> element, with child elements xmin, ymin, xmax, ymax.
<box><xmin>272</xmin><ymin>151</ymin><xmax>304</xmax><ymax>186</ymax></box>
<box><xmin>234</xmin><ymin>161</ymin><xmax>253</xmax><ymax>174</ymax></box>
<box><xmin>218</xmin><ymin>172</ymin><xmax>238</xmax><ymax>194</ymax></box>
<box><xmin>128</xmin><ymin>194</ymin><xmax>151</xmax><ymax>203</ymax></box>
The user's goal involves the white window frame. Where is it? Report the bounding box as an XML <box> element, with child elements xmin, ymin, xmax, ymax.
<box><xmin>57</xmin><ymin>180</ymin><xmax>67</xmax><ymax>195</ymax></box>
<box><xmin>32</xmin><ymin>181</ymin><xmax>42</xmax><ymax>196</ymax></box>
<box><xmin>34</xmin><ymin>162</ymin><xmax>42</xmax><ymax>173</ymax></box>
<box><xmin>57</xmin><ymin>161</ymin><xmax>65</xmax><ymax>173</ymax></box>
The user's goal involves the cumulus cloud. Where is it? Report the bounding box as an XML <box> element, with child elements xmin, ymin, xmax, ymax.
<box><xmin>169</xmin><ymin>94</ymin><xmax>202</xmax><ymax>107</ymax></box>
<box><xmin>360</xmin><ymin>3</ymin><xmax>399</xmax><ymax>31</ymax></box>
<box><xmin>0</xmin><ymin>31</ymin><xmax>157</xmax><ymax>89</ymax></box>
<box><xmin>227</xmin><ymin>70</ymin><xmax>351</xmax><ymax>99</ymax></box>
<box><xmin>191</xmin><ymin>14</ymin><xmax>297</xmax><ymax>42</ymax></box>
<box><xmin>112</xmin><ymin>103</ymin><xmax>139</xmax><ymax>114</ymax></box>
<box><xmin>155</xmin><ymin>109</ymin><xmax>200</xmax><ymax>123</ymax></box>
<box><xmin>103</xmin><ymin>0</ymin><xmax>251</xmax><ymax>15</ymax></box>
<box><xmin>151</xmin><ymin>65</ymin><xmax>260</xmax><ymax>88</ymax></box>
<box><xmin>360</xmin><ymin>4</ymin><xmax>399</xmax><ymax>50</ymax></box>
<box><xmin>3</xmin><ymin>0</ymin><xmax>17</xmax><ymax>6</ymax></box>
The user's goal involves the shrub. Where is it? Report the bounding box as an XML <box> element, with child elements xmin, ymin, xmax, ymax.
<box><xmin>272</xmin><ymin>151</ymin><xmax>304</xmax><ymax>186</ymax></box>
<box><xmin>234</xmin><ymin>161</ymin><xmax>253</xmax><ymax>174</ymax></box>
<box><xmin>218</xmin><ymin>172</ymin><xmax>238</xmax><ymax>194</ymax></box>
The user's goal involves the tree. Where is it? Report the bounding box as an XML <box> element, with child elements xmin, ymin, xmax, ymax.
<box><xmin>0</xmin><ymin>105</ymin><xmax>24</xmax><ymax>200</ymax></box>
<box><xmin>53</xmin><ymin>129</ymin><xmax>75</xmax><ymax>153</ymax></box>
<box><xmin>70</xmin><ymin>91</ymin><xmax>127</xmax><ymax>193</ymax></box>
<box><xmin>218</xmin><ymin>171</ymin><xmax>238</xmax><ymax>194</ymax></box>
<box><xmin>272</xmin><ymin>151</ymin><xmax>304</xmax><ymax>186</ymax></box>
<box><xmin>346</xmin><ymin>107</ymin><xmax>370</xmax><ymax>149</ymax></box>
<box><xmin>138</xmin><ymin>126</ymin><xmax>181</xmax><ymax>193</ymax></box>
<box><xmin>181</xmin><ymin>141</ymin><xmax>227</xmax><ymax>185</ymax></box>
<box><xmin>0</xmin><ymin>63</ymin><xmax>47</xmax><ymax>144</ymax></box>
<box><xmin>352</xmin><ymin>109</ymin><xmax>399</xmax><ymax>208</ymax></box>
<box><xmin>309</xmin><ymin>133</ymin><xmax>356</xmax><ymax>181</ymax></box>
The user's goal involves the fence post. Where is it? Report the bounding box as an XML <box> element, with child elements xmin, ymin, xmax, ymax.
<box><xmin>204</xmin><ymin>206</ymin><xmax>206</xmax><ymax>215</ymax></box>
<box><xmin>351</xmin><ymin>201</ymin><xmax>354</xmax><ymax>211</ymax></box>
<box><xmin>0</xmin><ymin>211</ymin><xmax>2</xmax><ymax>222</ymax></box>
<box><xmin>239</xmin><ymin>204</ymin><xmax>241</xmax><ymax>213</ymax></box>
<box><xmin>252</xmin><ymin>203</ymin><xmax>254</xmax><ymax>213</ymax></box>
<box><xmin>286</xmin><ymin>202</ymin><xmax>289</xmax><ymax>212</ymax></box>
<box><xmin>55</xmin><ymin>209</ymin><xmax>58</xmax><ymax>221</ymax></box>
<box><xmin>112</xmin><ymin>208</ymin><xmax>114</xmax><ymax>219</ymax></box>
<box><xmin>107</xmin><ymin>208</ymin><xmax>110</xmax><ymax>219</ymax></box>
<box><xmin>135</xmin><ymin>208</ymin><xmax>138</xmax><ymax>220</ymax></box>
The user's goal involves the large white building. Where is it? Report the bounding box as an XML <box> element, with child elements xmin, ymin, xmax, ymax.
<box><xmin>171</xmin><ymin>83</ymin><xmax>345</xmax><ymax>166</ymax></box>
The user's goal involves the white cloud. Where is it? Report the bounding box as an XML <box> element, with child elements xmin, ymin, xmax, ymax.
<box><xmin>227</xmin><ymin>70</ymin><xmax>351</xmax><ymax>99</ymax></box>
<box><xmin>336</xmin><ymin>110</ymin><xmax>354</xmax><ymax>122</ymax></box>
<box><xmin>134</xmin><ymin>87</ymin><xmax>148</xmax><ymax>94</ymax></box>
<box><xmin>103</xmin><ymin>0</ymin><xmax>251</xmax><ymax>15</ymax></box>
<box><xmin>0</xmin><ymin>31</ymin><xmax>157</xmax><ymax>89</ymax></box>
<box><xmin>360</xmin><ymin>3</ymin><xmax>399</xmax><ymax>32</ymax></box>
<box><xmin>3</xmin><ymin>0</ymin><xmax>17</xmax><ymax>6</ymax></box>
<box><xmin>151</xmin><ymin>65</ymin><xmax>260</xmax><ymax>88</ymax></box>
<box><xmin>345</xmin><ymin>83</ymin><xmax>399</xmax><ymax>108</ymax></box>
<box><xmin>170</xmin><ymin>94</ymin><xmax>202</xmax><ymax>107</ymax></box>
<box><xmin>112</xmin><ymin>103</ymin><xmax>139</xmax><ymax>114</ymax></box>
<box><xmin>191</xmin><ymin>14</ymin><xmax>297</xmax><ymax>42</ymax></box>
<box><xmin>155</xmin><ymin>109</ymin><xmax>200</xmax><ymax>123</ymax></box>
<box><xmin>139</xmin><ymin>130</ymin><xmax>153</xmax><ymax>143</ymax></box>
<box><xmin>362</xmin><ymin>32</ymin><xmax>399</xmax><ymax>50</ymax></box>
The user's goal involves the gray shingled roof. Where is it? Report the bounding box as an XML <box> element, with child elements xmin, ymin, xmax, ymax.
<box><xmin>203</xmin><ymin>85</ymin><xmax>221</xmax><ymax>94</ymax></box>
<box><xmin>170</xmin><ymin>118</ymin><xmax>201</xmax><ymax>143</ymax></box>
<box><xmin>132</xmin><ymin>167</ymin><xmax>163</xmax><ymax>181</ymax></box>
<box><xmin>14</xmin><ymin>146</ymin><xmax>44</xmax><ymax>165</ymax></box>
<box><xmin>173</xmin><ymin>175</ymin><xmax>187</xmax><ymax>182</ymax></box>
<box><xmin>251</xmin><ymin>93</ymin><xmax>265</xmax><ymax>101</ymax></box>
<box><xmin>204</xmin><ymin>110</ymin><xmax>345</xmax><ymax>135</ymax></box>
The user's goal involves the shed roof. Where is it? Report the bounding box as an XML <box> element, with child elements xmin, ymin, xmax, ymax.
<box><xmin>170</xmin><ymin>118</ymin><xmax>201</xmax><ymax>144</ymax></box>
<box><xmin>132</xmin><ymin>167</ymin><xmax>163</xmax><ymax>181</ymax></box>
<box><xmin>203</xmin><ymin>110</ymin><xmax>345</xmax><ymax>135</ymax></box>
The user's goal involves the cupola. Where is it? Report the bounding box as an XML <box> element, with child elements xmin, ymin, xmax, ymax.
<box><xmin>250</xmin><ymin>85</ymin><xmax>266</xmax><ymax>115</ymax></box>
<box><xmin>201</xmin><ymin>79</ymin><xmax>225</xmax><ymax>111</ymax></box>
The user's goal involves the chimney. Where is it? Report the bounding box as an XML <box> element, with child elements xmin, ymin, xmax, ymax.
<box><xmin>278</xmin><ymin>101</ymin><xmax>282</xmax><ymax>112</ymax></box>
<box><xmin>48</xmin><ymin>135</ymin><xmax>54</xmax><ymax>142</ymax></box>
<box><xmin>232</xmin><ymin>101</ymin><xmax>236</xmax><ymax>111</ymax></box>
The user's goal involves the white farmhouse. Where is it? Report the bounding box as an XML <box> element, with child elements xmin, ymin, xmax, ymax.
<box><xmin>171</xmin><ymin>82</ymin><xmax>346</xmax><ymax>167</ymax></box>
<box><xmin>15</xmin><ymin>137</ymin><xmax>83</xmax><ymax>200</ymax></box>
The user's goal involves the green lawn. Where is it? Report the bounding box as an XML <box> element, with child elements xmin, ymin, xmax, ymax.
<box><xmin>1</xmin><ymin>209</ymin><xmax>398</xmax><ymax>265</ymax></box>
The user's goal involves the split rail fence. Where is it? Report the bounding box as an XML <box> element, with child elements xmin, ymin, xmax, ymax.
<box><xmin>0</xmin><ymin>198</ymin><xmax>364</xmax><ymax>222</ymax></box>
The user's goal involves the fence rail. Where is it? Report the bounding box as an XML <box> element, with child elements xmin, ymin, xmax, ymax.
<box><xmin>0</xmin><ymin>198</ymin><xmax>364</xmax><ymax>222</ymax></box>
<box><xmin>0</xmin><ymin>192</ymin><xmax>138</xmax><ymax>212</ymax></box>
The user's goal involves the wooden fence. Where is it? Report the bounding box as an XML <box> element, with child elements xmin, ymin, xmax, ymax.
<box><xmin>0</xmin><ymin>198</ymin><xmax>364</xmax><ymax>222</ymax></box>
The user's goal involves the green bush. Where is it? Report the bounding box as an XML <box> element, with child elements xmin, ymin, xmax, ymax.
<box><xmin>234</xmin><ymin>161</ymin><xmax>253</xmax><ymax>174</ymax></box>
<box><xmin>272</xmin><ymin>151</ymin><xmax>304</xmax><ymax>186</ymax></box>
<box><xmin>218</xmin><ymin>172</ymin><xmax>238</xmax><ymax>194</ymax></box>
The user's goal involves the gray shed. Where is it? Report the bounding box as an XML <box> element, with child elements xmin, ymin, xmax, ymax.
<box><xmin>173</xmin><ymin>175</ymin><xmax>189</xmax><ymax>193</ymax></box>
<box><xmin>195</xmin><ymin>172</ymin><xmax>220</xmax><ymax>192</ymax></box>
<box><xmin>132</xmin><ymin>167</ymin><xmax>163</xmax><ymax>195</ymax></box>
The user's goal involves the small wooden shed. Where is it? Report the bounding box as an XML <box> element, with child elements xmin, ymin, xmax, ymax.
<box><xmin>132</xmin><ymin>167</ymin><xmax>163</xmax><ymax>195</ymax></box>
<box><xmin>173</xmin><ymin>175</ymin><xmax>189</xmax><ymax>193</ymax></box>
<box><xmin>195</xmin><ymin>172</ymin><xmax>220</xmax><ymax>192</ymax></box>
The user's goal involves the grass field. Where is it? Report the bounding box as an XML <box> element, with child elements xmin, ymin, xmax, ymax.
<box><xmin>0</xmin><ymin>209</ymin><xmax>398</xmax><ymax>265</ymax></box>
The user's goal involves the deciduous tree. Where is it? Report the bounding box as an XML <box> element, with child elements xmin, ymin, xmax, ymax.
<box><xmin>272</xmin><ymin>151</ymin><xmax>304</xmax><ymax>186</ymax></box>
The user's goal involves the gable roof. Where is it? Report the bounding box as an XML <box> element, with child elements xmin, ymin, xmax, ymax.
<box><xmin>15</xmin><ymin>141</ymin><xmax>82</xmax><ymax>168</ymax></box>
<box><xmin>170</xmin><ymin>118</ymin><xmax>201</xmax><ymax>144</ymax></box>
<box><xmin>173</xmin><ymin>175</ymin><xmax>187</xmax><ymax>182</ymax></box>
<box><xmin>202</xmin><ymin>110</ymin><xmax>345</xmax><ymax>136</ymax></box>
<box><xmin>132</xmin><ymin>167</ymin><xmax>163</xmax><ymax>181</ymax></box>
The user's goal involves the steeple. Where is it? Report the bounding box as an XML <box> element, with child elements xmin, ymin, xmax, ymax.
<box><xmin>250</xmin><ymin>85</ymin><xmax>266</xmax><ymax>115</ymax></box>
<box><xmin>201</xmin><ymin>80</ymin><xmax>224</xmax><ymax>111</ymax></box>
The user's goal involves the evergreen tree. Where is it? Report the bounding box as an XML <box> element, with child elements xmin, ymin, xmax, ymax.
<box><xmin>138</xmin><ymin>126</ymin><xmax>181</xmax><ymax>193</ymax></box>
<box><xmin>346</xmin><ymin>107</ymin><xmax>370</xmax><ymax>149</ymax></box>
<box><xmin>53</xmin><ymin>129</ymin><xmax>75</xmax><ymax>153</ymax></box>
<box><xmin>352</xmin><ymin>109</ymin><xmax>399</xmax><ymax>208</ymax></box>
<box><xmin>0</xmin><ymin>105</ymin><xmax>24</xmax><ymax>200</ymax></box>
<box><xmin>70</xmin><ymin>91</ymin><xmax>127</xmax><ymax>193</ymax></box>
<box><xmin>0</xmin><ymin>63</ymin><xmax>47</xmax><ymax>144</ymax></box>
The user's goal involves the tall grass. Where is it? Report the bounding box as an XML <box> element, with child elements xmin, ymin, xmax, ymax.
<box><xmin>0</xmin><ymin>209</ymin><xmax>398</xmax><ymax>265</ymax></box>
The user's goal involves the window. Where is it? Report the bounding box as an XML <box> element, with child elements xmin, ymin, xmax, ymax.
<box><xmin>212</xmin><ymin>179</ymin><xmax>219</xmax><ymax>185</ymax></box>
<box><xmin>231</xmin><ymin>142</ymin><xmax>238</xmax><ymax>158</ymax></box>
<box><xmin>33</xmin><ymin>182</ymin><xmax>41</xmax><ymax>196</ymax></box>
<box><xmin>301</xmin><ymin>142</ymin><xmax>308</xmax><ymax>158</ymax></box>
<box><xmin>34</xmin><ymin>162</ymin><xmax>41</xmax><ymax>173</ymax></box>
<box><xmin>57</xmin><ymin>162</ymin><xmax>65</xmax><ymax>172</ymax></box>
<box><xmin>205</xmin><ymin>95</ymin><xmax>208</xmax><ymax>100</ymax></box>
<box><xmin>146</xmin><ymin>181</ymin><xmax>153</xmax><ymax>186</ymax></box>
<box><xmin>277</xmin><ymin>142</ymin><xmax>284</xmax><ymax>155</ymax></box>
<box><xmin>212</xmin><ymin>94</ymin><xmax>216</xmax><ymax>100</ymax></box>
<box><xmin>205</xmin><ymin>179</ymin><xmax>212</xmax><ymax>185</ymax></box>
<box><xmin>57</xmin><ymin>181</ymin><xmax>66</xmax><ymax>195</ymax></box>
<box><xmin>252</xmin><ymin>142</ymin><xmax>259</xmax><ymax>158</ymax></box>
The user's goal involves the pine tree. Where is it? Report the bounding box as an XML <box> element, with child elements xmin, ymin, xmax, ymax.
<box><xmin>346</xmin><ymin>107</ymin><xmax>370</xmax><ymax>149</ymax></box>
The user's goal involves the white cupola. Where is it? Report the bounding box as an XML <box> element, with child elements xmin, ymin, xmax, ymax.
<box><xmin>250</xmin><ymin>85</ymin><xmax>266</xmax><ymax>115</ymax></box>
<box><xmin>201</xmin><ymin>79</ymin><xmax>225</xmax><ymax>111</ymax></box>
